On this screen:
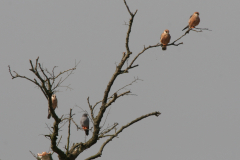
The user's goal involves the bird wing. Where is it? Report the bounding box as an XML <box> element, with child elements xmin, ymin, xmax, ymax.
<box><xmin>80</xmin><ymin>117</ymin><xmax>89</xmax><ymax>127</ymax></box>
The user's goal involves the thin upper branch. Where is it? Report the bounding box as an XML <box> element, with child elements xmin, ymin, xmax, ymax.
<box><xmin>124</xmin><ymin>0</ymin><xmax>137</xmax><ymax>54</ymax></box>
<box><xmin>121</xmin><ymin>26</ymin><xmax>210</xmax><ymax>74</ymax></box>
<box><xmin>99</xmin><ymin>123</ymin><xmax>118</xmax><ymax>137</ymax></box>
<box><xmin>29</xmin><ymin>150</ymin><xmax>39</xmax><ymax>160</ymax></box>
<box><xmin>123</xmin><ymin>0</ymin><xmax>132</xmax><ymax>16</ymax></box>
<box><xmin>105</xmin><ymin>91</ymin><xmax>130</xmax><ymax>108</ymax></box>
<box><xmin>87</xmin><ymin>97</ymin><xmax>94</xmax><ymax>120</ymax></box>
<box><xmin>100</xmin><ymin>107</ymin><xmax>112</xmax><ymax>129</ymax></box>
<box><xmin>101</xmin><ymin>0</ymin><xmax>137</xmax><ymax>107</ymax></box>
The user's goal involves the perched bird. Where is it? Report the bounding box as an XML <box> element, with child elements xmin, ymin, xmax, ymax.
<box><xmin>160</xmin><ymin>29</ymin><xmax>171</xmax><ymax>51</ymax></box>
<box><xmin>37</xmin><ymin>152</ymin><xmax>51</xmax><ymax>160</ymax></box>
<box><xmin>182</xmin><ymin>12</ymin><xmax>200</xmax><ymax>31</ymax></box>
<box><xmin>80</xmin><ymin>113</ymin><xmax>89</xmax><ymax>136</ymax></box>
<box><xmin>47</xmin><ymin>94</ymin><xmax>58</xmax><ymax>119</ymax></box>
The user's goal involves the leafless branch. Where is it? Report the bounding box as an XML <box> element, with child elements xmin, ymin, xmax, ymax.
<box><xmin>57</xmin><ymin>135</ymin><xmax>62</xmax><ymax>147</ymax></box>
<box><xmin>86</xmin><ymin>111</ymin><xmax>161</xmax><ymax>160</ymax></box>
<box><xmin>70</xmin><ymin>117</ymin><xmax>82</xmax><ymax>130</ymax></box>
<box><xmin>92</xmin><ymin>99</ymin><xmax>102</xmax><ymax>111</ymax></box>
<box><xmin>100</xmin><ymin>107</ymin><xmax>112</xmax><ymax>129</ymax></box>
<box><xmin>194</xmin><ymin>27</ymin><xmax>212</xmax><ymax>31</ymax></box>
<box><xmin>45</xmin><ymin>123</ymin><xmax>53</xmax><ymax>133</ymax></box>
<box><xmin>8</xmin><ymin>65</ymin><xmax>36</xmax><ymax>83</ymax></box>
<box><xmin>50</xmin><ymin>135</ymin><xmax>62</xmax><ymax>155</ymax></box>
<box><xmin>93</xmin><ymin>78</ymin><xmax>140</xmax><ymax>110</ymax></box>
<box><xmin>99</xmin><ymin>123</ymin><xmax>118</xmax><ymax>137</ymax></box>
<box><xmin>115</xmin><ymin>77</ymin><xmax>141</xmax><ymax>94</ymax></box>
<box><xmin>38</xmin><ymin>63</ymin><xmax>50</xmax><ymax>84</ymax></box>
<box><xmin>123</xmin><ymin>0</ymin><xmax>134</xmax><ymax>16</ymax></box>
<box><xmin>105</xmin><ymin>91</ymin><xmax>130</xmax><ymax>108</ymax></box>
<box><xmin>58</xmin><ymin>84</ymin><xmax>73</xmax><ymax>91</ymax></box>
<box><xmin>66</xmin><ymin>109</ymin><xmax>72</xmax><ymax>155</ymax></box>
<box><xmin>29</xmin><ymin>150</ymin><xmax>39</xmax><ymax>160</ymax></box>
<box><xmin>59</xmin><ymin>119</ymin><xmax>69</xmax><ymax>129</ymax></box>
<box><xmin>87</xmin><ymin>97</ymin><xmax>94</xmax><ymax>120</ymax></box>
<box><xmin>52</xmin><ymin>61</ymin><xmax>80</xmax><ymax>91</ymax></box>
<box><xmin>120</xmin><ymin>26</ymin><xmax>210</xmax><ymax>74</ymax></box>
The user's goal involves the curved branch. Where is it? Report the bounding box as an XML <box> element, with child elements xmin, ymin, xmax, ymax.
<box><xmin>86</xmin><ymin>111</ymin><xmax>161</xmax><ymax>160</ymax></box>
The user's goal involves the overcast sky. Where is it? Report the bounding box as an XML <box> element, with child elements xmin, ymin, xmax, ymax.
<box><xmin>1</xmin><ymin>0</ymin><xmax>240</xmax><ymax>160</ymax></box>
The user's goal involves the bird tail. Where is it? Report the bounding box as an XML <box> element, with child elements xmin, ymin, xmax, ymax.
<box><xmin>85</xmin><ymin>129</ymin><xmax>89</xmax><ymax>136</ymax></box>
<box><xmin>47</xmin><ymin>109</ymin><xmax>51</xmax><ymax>119</ymax></box>
<box><xmin>182</xmin><ymin>25</ymin><xmax>189</xmax><ymax>31</ymax></box>
<box><xmin>162</xmin><ymin>45</ymin><xmax>167</xmax><ymax>51</ymax></box>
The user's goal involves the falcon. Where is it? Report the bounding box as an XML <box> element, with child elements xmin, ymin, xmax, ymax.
<box><xmin>80</xmin><ymin>113</ymin><xmax>89</xmax><ymax>136</ymax></box>
<box><xmin>47</xmin><ymin>94</ymin><xmax>58</xmax><ymax>119</ymax></box>
<box><xmin>182</xmin><ymin>12</ymin><xmax>200</xmax><ymax>31</ymax></box>
<box><xmin>37</xmin><ymin>152</ymin><xmax>51</xmax><ymax>160</ymax></box>
<box><xmin>160</xmin><ymin>29</ymin><xmax>171</xmax><ymax>51</ymax></box>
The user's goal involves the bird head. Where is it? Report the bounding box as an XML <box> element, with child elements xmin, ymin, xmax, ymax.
<box><xmin>51</xmin><ymin>94</ymin><xmax>56</xmax><ymax>99</ymax></box>
<box><xmin>194</xmin><ymin>12</ymin><xmax>199</xmax><ymax>16</ymax></box>
<box><xmin>82</xmin><ymin>113</ymin><xmax>88</xmax><ymax>117</ymax></box>
<box><xmin>164</xmin><ymin>29</ymin><xmax>170</xmax><ymax>34</ymax></box>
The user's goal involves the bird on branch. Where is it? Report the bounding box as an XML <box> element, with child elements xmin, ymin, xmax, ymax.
<box><xmin>80</xmin><ymin>113</ymin><xmax>89</xmax><ymax>136</ymax></box>
<box><xmin>160</xmin><ymin>29</ymin><xmax>171</xmax><ymax>51</ymax></box>
<box><xmin>182</xmin><ymin>12</ymin><xmax>200</xmax><ymax>31</ymax></box>
<box><xmin>47</xmin><ymin>94</ymin><xmax>58</xmax><ymax>119</ymax></box>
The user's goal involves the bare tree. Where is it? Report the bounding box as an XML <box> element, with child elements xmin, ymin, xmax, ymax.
<box><xmin>8</xmin><ymin>1</ymin><xmax>210</xmax><ymax>160</ymax></box>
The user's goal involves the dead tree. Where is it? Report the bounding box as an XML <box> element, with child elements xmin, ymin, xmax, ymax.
<box><xmin>8</xmin><ymin>1</ymin><xmax>210</xmax><ymax>160</ymax></box>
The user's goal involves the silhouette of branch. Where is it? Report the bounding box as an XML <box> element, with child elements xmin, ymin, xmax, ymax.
<box><xmin>8</xmin><ymin>57</ymin><xmax>81</xmax><ymax>159</ymax></box>
<box><xmin>99</xmin><ymin>123</ymin><xmax>118</xmax><ymax>137</ymax></box>
<box><xmin>86</xmin><ymin>111</ymin><xmax>161</xmax><ymax>160</ymax></box>
<box><xmin>87</xmin><ymin>97</ymin><xmax>94</xmax><ymax>120</ymax></box>
<box><xmin>93</xmin><ymin>77</ymin><xmax>141</xmax><ymax>110</ymax></box>
<box><xmin>29</xmin><ymin>150</ymin><xmax>39</xmax><ymax>160</ymax></box>
<box><xmin>192</xmin><ymin>27</ymin><xmax>212</xmax><ymax>32</ymax></box>
<box><xmin>100</xmin><ymin>107</ymin><xmax>112</xmax><ymax>129</ymax></box>
<box><xmin>105</xmin><ymin>91</ymin><xmax>130</xmax><ymax>108</ymax></box>
<box><xmin>8</xmin><ymin>0</ymin><xmax>211</xmax><ymax>159</ymax></box>
<box><xmin>66</xmin><ymin>109</ymin><xmax>72</xmax><ymax>155</ymax></box>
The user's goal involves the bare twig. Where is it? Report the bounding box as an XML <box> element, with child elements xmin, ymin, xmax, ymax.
<box><xmin>87</xmin><ymin>97</ymin><xmax>94</xmax><ymax>120</ymax></box>
<box><xmin>57</xmin><ymin>135</ymin><xmax>62</xmax><ymax>147</ymax></box>
<box><xmin>59</xmin><ymin>119</ymin><xmax>69</xmax><ymax>129</ymax></box>
<box><xmin>123</xmin><ymin>0</ymin><xmax>134</xmax><ymax>16</ymax></box>
<box><xmin>52</xmin><ymin>61</ymin><xmax>80</xmax><ymax>91</ymax></box>
<box><xmin>45</xmin><ymin>123</ymin><xmax>53</xmax><ymax>133</ymax></box>
<box><xmin>29</xmin><ymin>150</ymin><xmax>38</xmax><ymax>159</ymax></box>
<box><xmin>194</xmin><ymin>27</ymin><xmax>212</xmax><ymax>31</ymax></box>
<box><xmin>114</xmin><ymin>77</ymin><xmax>141</xmax><ymax>94</ymax></box>
<box><xmin>93</xmin><ymin>78</ymin><xmax>140</xmax><ymax>110</ymax></box>
<box><xmin>99</xmin><ymin>123</ymin><xmax>118</xmax><ymax>137</ymax></box>
<box><xmin>100</xmin><ymin>107</ymin><xmax>112</xmax><ymax>129</ymax></box>
<box><xmin>105</xmin><ymin>91</ymin><xmax>130</xmax><ymax>108</ymax></box>
<box><xmin>8</xmin><ymin>65</ymin><xmax>36</xmax><ymax>83</ymax></box>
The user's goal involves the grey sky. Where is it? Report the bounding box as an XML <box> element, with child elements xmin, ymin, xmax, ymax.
<box><xmin>1</xmin><ymin>0</ymin><xmax>240</xmax><ymax>159</ymax></box>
